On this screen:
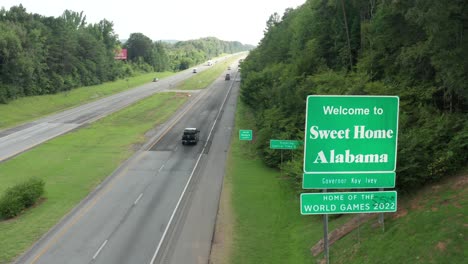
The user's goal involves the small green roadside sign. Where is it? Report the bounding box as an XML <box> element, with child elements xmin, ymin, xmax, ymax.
<box><xmin>270</xmin><ymin>140</ymin><xmax>302</xmax><ymax>150</ymax></box>
<box><xmin>300</xmin><ymin>191</ymin><xmax>397</xmax><ymax>215</ymax></box>
<box><xmin>303</xmin><ymin>172</ymin><xmax>395</xmax><ymax>189</ymax></box>
<box><xmin>239</xmin><ymin>129</ymin><xmax>253</xmax><ymax>141</ymax></box>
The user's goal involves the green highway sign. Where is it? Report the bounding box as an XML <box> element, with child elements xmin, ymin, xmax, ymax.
<box><xmin>303</xmin><ymin>172</ymin><xmax>395</xmax><ymax>189</ymax></box>
<box><xmin>304</xmin><ymin>96</ymin><xmax>399</xmax><ymax>173</ymax></box>
<box><xmin>270</xmin><ymin>140</ymin><xmax>302</xmax><ymax>150</ymax></box>
<box><xmin>239</xmin><ymin>129</ymin><xmax>253</xmax><ymax>141</ymax></box>
<box><xmin>300</xmin><ymin>191</ymin><xmax>397</xmax><ymax>215</ymax></box>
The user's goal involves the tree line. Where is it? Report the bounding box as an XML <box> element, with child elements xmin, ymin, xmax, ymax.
<box><xmin>0</xmin><ymin>5</ymin><xmax>254</xmax><ymax>103</ymax></box>
<box><xmin>240</xmin><ymin>0</ymin><xmax>467</xmax><ymax>192</ymax></box>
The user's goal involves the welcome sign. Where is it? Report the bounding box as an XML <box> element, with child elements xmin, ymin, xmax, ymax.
<box><xmin>303</xmin><ymin>96</ymin><xmax>399</xmax><ymax>173</ymax></box>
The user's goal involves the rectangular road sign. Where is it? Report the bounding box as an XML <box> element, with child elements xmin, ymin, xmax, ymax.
<box><xmin>303</xmin><ymin>172</ymin><xmax>395</xmax><ymax>189</ymax></box>
<box><xmin>270</xmin><ymin>140</ymin><xmax>302</xmax><ymax>150</ymax></box>
<box><xmin>300</xmin><ymin>191</ymin><xmax>397</xmax><ymax>215</ymax></box>
<box><xmin>304</xmin><ymin>96</ymin><xmax>399</xmax><ymax>173</ymax></box>
<box><xmin>239</xmin><ymin>130</ymin><xmax>253</xmax><ymax>141</ymax></box>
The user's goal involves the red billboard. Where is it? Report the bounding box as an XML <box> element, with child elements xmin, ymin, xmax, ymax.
<box><xmin>114</xmin><ymin>49</ymin><xmax>127</xmax><ymax>60</ymax></box>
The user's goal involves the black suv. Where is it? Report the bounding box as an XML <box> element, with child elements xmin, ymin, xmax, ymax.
<box><xmin>182</xmin><ymin>128</ymin><xmax>200</xmax><ymax>145</ymax></box>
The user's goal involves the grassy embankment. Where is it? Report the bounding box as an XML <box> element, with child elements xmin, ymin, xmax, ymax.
<box><xmin>0</xmin><ymin>71</ymin><xmax>174</xmax><ymax>130</ymax></box>
<box><xmin>175</xmin><ymin>55</ymin><xmax>242</xmax><ymax>90</ymax></box>
<box><xmin>215</xmin><ymin>100</ymin><xmax>467</xmax><ymax>264</ymax></box>
<box><xmin>0</xmin><ymin>92</ymin><xmax>189</xmax><ymax>262</ymax></box>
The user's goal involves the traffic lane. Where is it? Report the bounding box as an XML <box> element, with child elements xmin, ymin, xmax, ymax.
<box><xmin>93</xmin><ymin>152</ymin><xmax>198</xmax><ymax>264</ymax></box>
<box><xmin>0</xmin><ymin>122</ymin><xmax>80</xmax><ymax>162</ymax></box>
<box><xmin>159</xmin><ymin>71</ymin><xmax>240</xmax><ymax>264</ymax></box>
<box><xmin>151</xmin><ymin>80</ymin><xmax>228</xmax><ymax>152</ymax></box>
<box><xmin>27</xmin><ymin>150</ymin><xmax>174</xmax><ymax>264</ymax></box>
<box><xmin>95</xmin><ymin>84</ymin><xmax>230</xmax><ymax>263</ymax></box>
<box><xmin>26</xmin><ymin>77</ymin><xmax>229</xmax><ymax>263</ymax></box>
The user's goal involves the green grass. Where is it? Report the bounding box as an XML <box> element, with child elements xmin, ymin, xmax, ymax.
<box><xmin>227</xmin><ymin>101</ymin><xmax>350</xmax><ymax>264</ymax></box>
<box><xmin>0</xmin><ymin>91</ymin><xmax>188</xmax><ymax>262</ymax></box>
<box><xmin>328</xmin><ymin>173</ymin><xmax>467</xmax><ymax>264</ymax></box>
<box><xmin>227</xmin><ymin>100</ymin><xmax>467</xmax><ymax>264</ymax></box>
<box><xmin>0</xmin><ymin>71</ymin><xmax>174</xmax><ymax>130</ymax></box>
<box><xmin>175</xmin><ymin>56</ymin><xmax>242</xmax><ymax>90</ymax></box>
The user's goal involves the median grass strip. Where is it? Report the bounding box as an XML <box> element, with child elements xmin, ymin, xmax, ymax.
<box><xmin>0</xmin><ymin>92</ymin><xmax>189</xmax><ymax>263</ymax></box>
<box><xmin>175</xmin><ymin>55</ymin><xmax>242</xmax><ymax>90</ymax></box>
<box><xmin>0</xmin><ymin>71</ymin><xmax>174</xmax><ymax>130</ymax></box>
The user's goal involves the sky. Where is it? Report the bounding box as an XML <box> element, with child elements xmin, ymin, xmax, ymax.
<box><xmin>1</xmin><ymin>0</ymin><xmax>307</xmax><ymax>45</ymax></box>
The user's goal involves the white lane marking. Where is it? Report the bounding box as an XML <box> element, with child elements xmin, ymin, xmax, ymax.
<box><xmin>149</xmin><ymin>68</ymin><xmax>239</xmax><ymax>264</ymax></box>
<box><xmin>134</xmin><ymin>193</ymin><xmax>144</xmax><ymax>205</ymax></box>
<box><xmin>0</xmin><ymin>123</ymin><xmax>49</xmax><ymax>144</ymax></box>
<box><xmin>92</xmin><ymin>240</ymin><xmax>108</xmax><ymax>260</ymax></box>
<box><xmin>158</xmin><ymin>165</ymin><xmax>165</xmax><ymax>173</ymax></box>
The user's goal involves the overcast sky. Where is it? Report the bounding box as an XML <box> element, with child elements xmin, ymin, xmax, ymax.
<box><xmin>1</xmin><ymin>0</ymin><xmax>306</xmax><ymax>45</ymax></box>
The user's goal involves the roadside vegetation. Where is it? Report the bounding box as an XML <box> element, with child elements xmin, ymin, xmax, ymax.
<box><xmin>0</xmin><ymin>5</ymin><xmax>254</xmax><ymax>104</ymax></box>
<box><xmin>213</xmin><ymin>99</ymin><xmax>467</xmax><ymax>264</ymax></box>
<box><xmin>176</xmin><ymin>55</ymin><xmax>242</xmax><ymax>90</ymax></box>
<box><xmin>0</xmin><ymin>92</ymin><xmax>188</xmax><ymax>262</ymax></box>
<box><xmin>240</xmin><ymin>0</ymin><xmax>467</xmax><ymax>192</ymax></box>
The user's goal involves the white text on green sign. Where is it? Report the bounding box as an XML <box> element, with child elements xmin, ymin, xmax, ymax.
<box><xmin>270</xmin><ymin>140</ymin><xmax>302</xmax><ymax>150</ymax></box>
<box><xmin>239</xmin><ymin>130</ymin><xmax>253</xmax><ymax>141</ymax></box>
<box><xmin>302</xmin><ymin>172</ymin><xmax>395</xmax><ymax>189</ymax></box>
<box><xmin>300</xmin><ymin>191</ymin><xmax>397</xmax><ymax>215</ymax></box>
<box><xmin>304</xmin><ymin>96</ymin><xmax>399</xmax><ymax>173</ymax></box>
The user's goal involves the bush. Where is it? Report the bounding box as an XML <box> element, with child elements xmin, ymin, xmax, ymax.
<box><xmin>0</xmin><ymin>178</ymin><xmax>45</xmax><ymax>219</ymax></box>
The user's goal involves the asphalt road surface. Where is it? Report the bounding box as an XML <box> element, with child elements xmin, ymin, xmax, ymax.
<box><xmin>15</xmin><ymin>62</ymin><xmax>241</xmax><ymax>264</ymax></box>
<box><xmin>0</xmin><ymin>56</ymin><xmax>232</xmax><ymax>163</ymax></box>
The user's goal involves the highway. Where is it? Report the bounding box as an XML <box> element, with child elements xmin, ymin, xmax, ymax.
<box><xmin>14</xmin><ymin>62</ymin><xmax>241</xmax><ymax>264</ymax></box>
<box><xmin>0</xmin><ymin>57</ymin><xmax>229</xmax><ymax>163</ymax></box>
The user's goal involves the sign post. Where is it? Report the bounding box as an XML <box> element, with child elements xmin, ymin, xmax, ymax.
<box><xmin>301</xmin><ymin>95</ymin><xmax>400</xmax><ymax>262</ymax></box>
<box><xmin>270</xmin><ymin>140</ymin><xmax>302</xmax><ymax>177</ymax></box>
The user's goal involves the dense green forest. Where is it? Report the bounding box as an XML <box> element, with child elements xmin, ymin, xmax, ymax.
<box><xmin>0</xmin><ymin>5</ymin><xmax>253</xmax><ymax>103</ymax></box>
<box><xmin>241</xmin><ymin>0</ymin><xmax>467</xmax><ymax>192</ymax></box>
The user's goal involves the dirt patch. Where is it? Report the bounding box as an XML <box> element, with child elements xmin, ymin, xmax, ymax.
<box><xmin>410</xmin><ymin>196</ymin><xmax>424</xmax><ymax>210</ymax></box>
<box><xmin>393</xmin><ymin>208</ymin><xmax>408</xmax><ymax>219</ymax></box>
<box><xmin>435</xmin><ymin>241</ymin><xmax>447</xmax><ymax>251</ymax></box>
<box><xmin>209</xmin><ymin>176</ymin><xmax>233</xmax><ymax>264</ymax></box>
<box><xmin>452</xmin><ymin>175</ymin><xmax>468</xmax><ymax>189</ymax></box>
<box><xmin>311</xmin><ymin>213</ymin><xmax>377</xmax><ymax>256</ymax></box>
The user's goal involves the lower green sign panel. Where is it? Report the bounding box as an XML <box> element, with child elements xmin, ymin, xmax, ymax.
<box><xmin>302</xmin><ymin>172</ymin><xmax>395</xmax><ymax>189</ymax></box>
<box><xmin>300</xmin><ymin>191</ymin><xmax>397</xmax><ymax>215</ymax></box>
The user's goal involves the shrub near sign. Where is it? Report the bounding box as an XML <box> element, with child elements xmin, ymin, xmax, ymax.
<box><xmin>303</xmin><ymin>96</ymin><xmax>399</xmax><ymax>173</ymax></box>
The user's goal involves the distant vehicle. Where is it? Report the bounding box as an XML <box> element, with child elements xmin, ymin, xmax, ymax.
<box><xmin>207</xmin><ymin>60</ymin><xmax>213</xmax><ymax>66</ymax></box>
<box><xmin>225</xmin><ymin>73</ymin><xmax>231</xmax><ymax>80</ymax></box>
<box><xmin>182</xmin><ymin>128</ymin><xmax>200</xmax><ymax>145</ymax></box>
<box><xmin>152</xmin><ymin>77</ymin><xmax>159</xmax><ymax>82</ymax></box>
<box><xmin>193</xmin><ymin>68</ymin><xmax>197</xmax><ymax>73</ymax></box>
